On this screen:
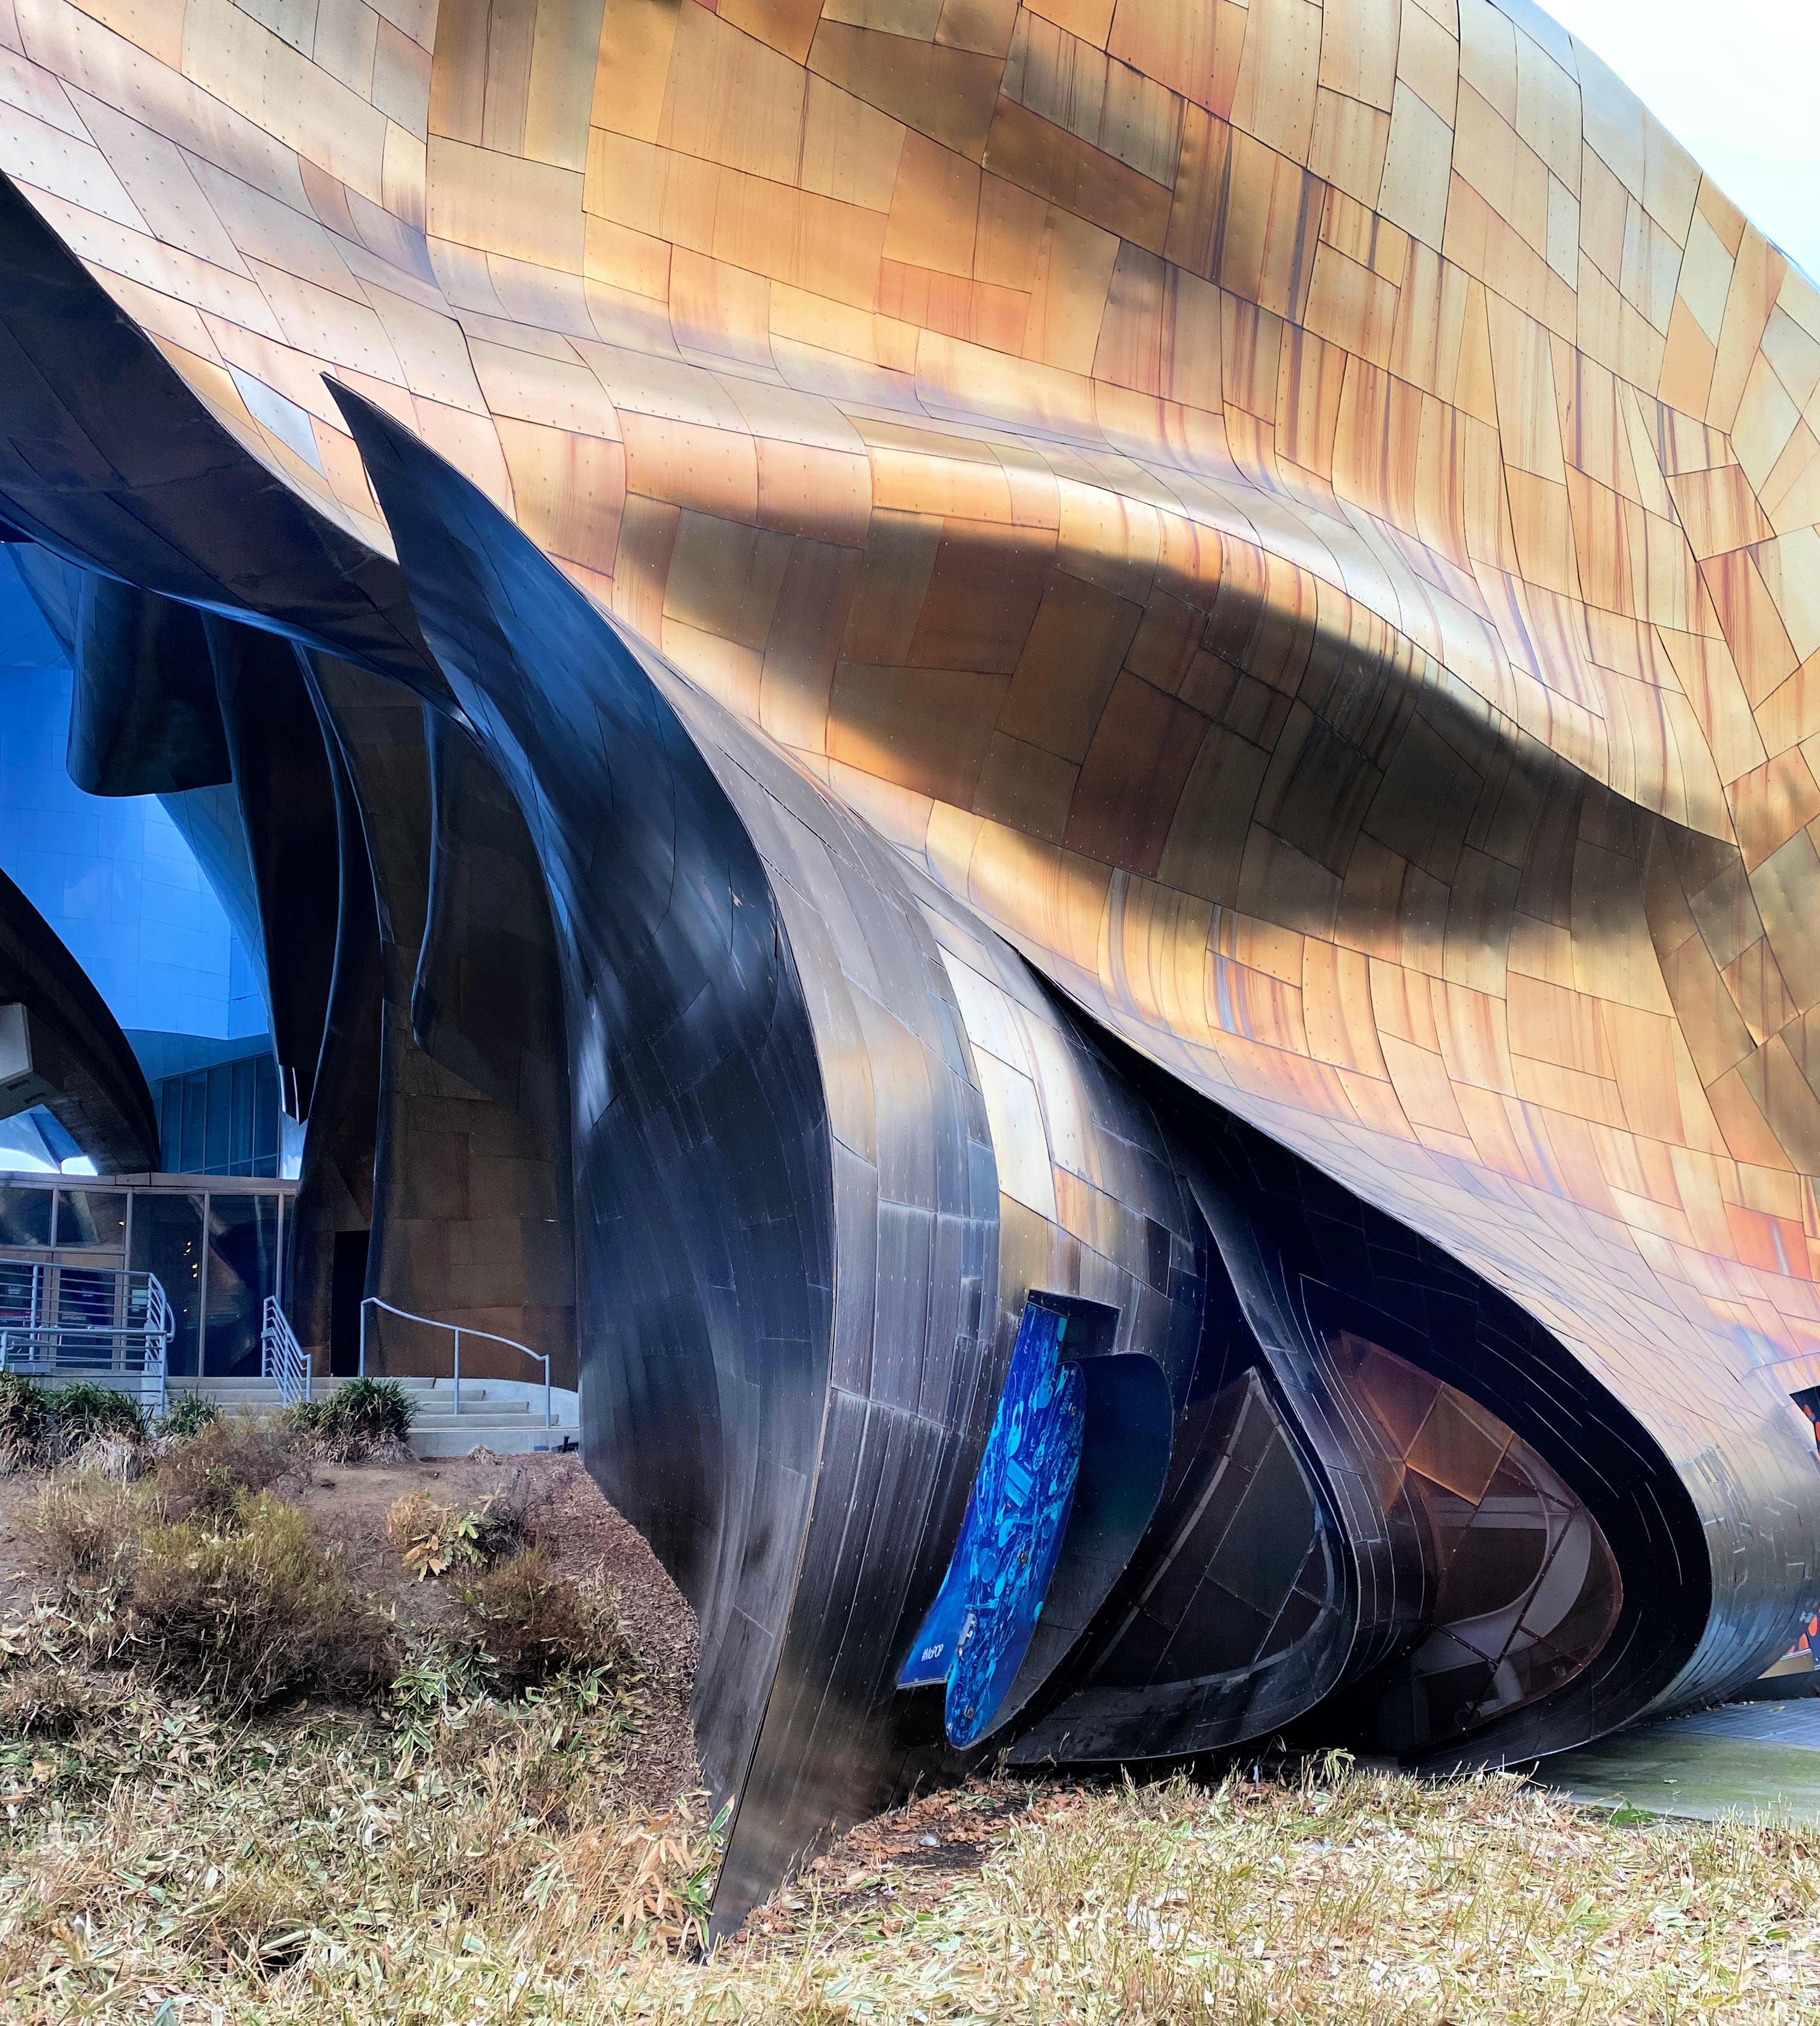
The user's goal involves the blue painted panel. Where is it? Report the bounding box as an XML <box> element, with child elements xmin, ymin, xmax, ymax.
<box><xmin>899</xmin><ymin>1301</ymin><xmax>1085</xmax><ymax>1746</ymax></box>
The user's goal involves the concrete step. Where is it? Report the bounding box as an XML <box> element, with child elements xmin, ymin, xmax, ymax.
<box><xmin>166</xmin><ymin>1379</ymin><xmax>574</xmax><ymax>1427</ymax></box>
<box><xmin>169</xmin><ymin>1374</ymin><xmax>442</xmax><ymax>1394</ymax></box>
<box><xmin>410</xmin><ymin>1425</ymin><xmax>580</xmax><ymax>1458</ymax></box>
<box><xmin>162</xmin><ymin>1371</ymin><xmax>580</xmax><ymax>1456</ymax></box>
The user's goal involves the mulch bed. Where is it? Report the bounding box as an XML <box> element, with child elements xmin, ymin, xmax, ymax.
<box><xmin>734</xmin><ymin>1781</ymin><xmax>1051</xmax><ymax>1942</ymax></box>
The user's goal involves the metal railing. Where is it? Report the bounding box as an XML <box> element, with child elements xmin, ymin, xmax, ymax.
<box><xmin>359</xmin><ymin>1297</ymin><xmax>552</xmax><ymax>1428</ymax></box>
<box><xmin>261</xmin><ymin>1296</ymin><xmax>311</xmax><ymax>1407</ymax></box>
<box><xmin>0</xmin><ymin>1268</ymin><xmax>173</xmax><ymax>1416</ymax></box>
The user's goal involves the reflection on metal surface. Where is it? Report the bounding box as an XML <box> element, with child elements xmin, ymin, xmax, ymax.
<box><xmin>1</xmin><ymin>0</ymin><xmax>1819</xmax><ymax>1932</ymax></box>
<box><xmin>1332</xmin><ymin>1333</ymin><xmax>1623</xmax><ymax>1755</ymax></box>
<box><xmin>900</xmin><ymin>1299</ymin><xmax>1083</xmax><ymax>1747</ymax></box>
<box><xmin>0</xmin><ymin>871</ymin><xmax>159</xmax><ymax>1173</ymax></box>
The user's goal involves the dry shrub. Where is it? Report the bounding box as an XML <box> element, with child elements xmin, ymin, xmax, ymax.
<box><xmin>557</xmin><ymin>1809</ymin><xmax>718</xmax><ymax>1945</ymax></box>
<box><xmin>25</xmin><ymin>1471</ymin><xmax>142</xmax><ymax>1589</ymax></box>
<box><xmin>19</xmin><ymin>1471</ymin><xmax>400</xmax><ymax>1714</ymax></box>
<box><xmin>0</xmin><ymin>1663</ymin><xmax>121</xmax><ymax>1740</ymax></box>
<box><xmin>460</xmin><ymin>1546</ymin><xmax>631</xmax><ymax>1694</ymax></box>
<box><xmin>386</xmin><ymin>1479</ymin><xmax>535</xmax><ymax>1581</ymax></box>
<box><xmin>179</xmin><ymin>1863</ymin><xmax>324</xmax><ymax>1974</ymax></box>
<box><xmin>123</xmin><ymin>1493</ymin><xmax>400</xmax><ymax>1712</ymax></box>
<box><xmin>49</xmin><ymin>1380</ymin><xmax>149</xmax><ymax>1450</ymax></box>
<box><xmin>66</xmin><ymin>1431</ymin><xmax>154</xmax><ymax>1483</ymax></box>
<box><xmin>476</xmin><ymin>1468</ymin><xmax>539</xmax><ymax>1561</ymax></box>
<box><xmin>1</xmin><ymin>1375</ymin><xmax>152</xmax><ymax>1474</ymax></box>
<box><xmin>155</xmin><ymin>1414</ymin><xmax>297</xmax><ymax>1528</ymax></box>
<box><xmin>0</xmin><ymin>1370</ymin><xmax>53</xmax><ymax>1472</ymax></box>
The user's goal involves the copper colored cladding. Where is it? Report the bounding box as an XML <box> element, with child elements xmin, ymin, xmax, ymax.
<box><xmin>2</xmin><ymin>0</ymin><xmax>1819</xmax><ymax>1812</ymax></box>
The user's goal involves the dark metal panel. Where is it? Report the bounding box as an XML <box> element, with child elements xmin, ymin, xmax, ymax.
<box><xmin>286</xmin><ymin>669</ymin><xmax>382</xmax><ymax>1364</ymax></box>
<box><xmin>306</xmin><ymin>654</ymin><xmax>578</xmax><ymax>1386</ymax></box>
<box><xmin>330</xmin><ymin>388</ymin><xmax>844</xmax><ymax>1927</ymax></box>
<box><xmin>204</xmin><ymin>617</ymin><xmax>338</xmax><ymax>1120</ymax></box>
<box><xmin>68</xmin><ymin>575</ymin><xmax>231</xmax><ymax>794</ymax></box>
<box><xmin>0</xmin><ymin>864</ymin><xmax>158</xmax><ymax>1172</ymax></box>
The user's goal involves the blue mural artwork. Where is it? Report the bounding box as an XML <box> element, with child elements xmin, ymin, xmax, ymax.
<box><xmin>899</xmin><ymin>1302</ymin><xmax>1085</xmax><ymax>1746</ymax></box>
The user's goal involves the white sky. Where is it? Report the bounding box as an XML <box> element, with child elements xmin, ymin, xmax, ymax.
<box><xmin>1538</xmin><ymin>0</ymin><xmax>1820</xmax><ymax>281</ymax></box>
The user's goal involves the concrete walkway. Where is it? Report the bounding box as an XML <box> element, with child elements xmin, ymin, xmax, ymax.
<box><xmin>1539</xmin><ymin>1697</ymin><xmax>1820</xmax><ymax>1823</ymax></box>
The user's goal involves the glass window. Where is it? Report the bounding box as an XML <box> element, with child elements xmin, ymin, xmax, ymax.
<box><xmin>159</xmin><ymin>1079</ymin><xmax>183</xmax><ymax>1172</ymax></box>
<box><xmin>230</xmin><ymin>1058</ymin><xmax>254</xmax><ymax>1176</ymax></box>
<box><xmin>55</xmin><ymin>1190</ymin><xmax>127</xmax><ymax>1249</ymax></box>
<box><xmin>205</xmin><ymin>1063</ymin><xmax>232</xmax><ymax>1174</ymax></box>
<box><xmin>254</xmin><ymin>1054</ymin><xmax>279</xmax><ymax>1175</ymax></box>
<box><xmin>0</xmin><ymin>1257</ymin><xmax>42</xmax><ymax>1327</ymax></box>
<box><xmin>129</xmin><ymin>1191</ymin><xmax>204</xmax><ymax>1376</ymax></box>
<box><xmin>202</xmin><ymin>1193</ymin><xmax>281</xmax><ymax>1377</ymax></box>
<box><xmin>0</xmin><ymin>1184</ymin><xmax>52</xmax><ymax>1246</ymax></box>
<box><xmin>57</xmin><ymin>1264</ymin><xmax>118</xmax><ymax>1332</ymax></box>
<box><xmin>181</xmin><ymin>1073</ymin><xmax>206</xmax><ymax>1174</ymax></box>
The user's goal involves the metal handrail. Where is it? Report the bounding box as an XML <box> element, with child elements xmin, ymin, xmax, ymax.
<box><xmin>261</xmin><ymin>1296</ymin><xmax>311</xmax><ymax>1407</ymax></box>
<box><xmin>0</xmin><ymin>1268</ymin><xmax>172</xmax><ymax>1417</ymax></box>
<box><xmin>359</xmin><ymin>1296</ymin><xmax>552</xmax><ymax>1428</ymax></box>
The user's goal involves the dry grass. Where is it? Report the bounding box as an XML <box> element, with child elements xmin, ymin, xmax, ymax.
<box><xmin>2</xmin><ymin>1699</ymin><xmax>1818</xmax><ymax>2024</ymax></box>
<box><xmin>3</xmin><ymin>1463</ymin><xmax>1814</xmax><ymax>2020</ymax></box>
<box><xmin>153</xmin><ymin>1416</ymin><xmax>299</xmax><ymax>1528</ymax></box>
<box><xmin>119</xmin><ymin>1493</ymin><xmax>401</xmax><ymax>1711</ymax></box>
<box><xmin>460</xmin><ymin>1545</ymin><xmax>631</xmax><ymax>1694</ymax></box>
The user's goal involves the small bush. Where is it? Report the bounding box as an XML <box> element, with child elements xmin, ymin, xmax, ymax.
<box><xmin>460</xmin><ymin>1548</ymin><xmax>632</xmax><ymax>1695</ymax></box>
<box><xmin>0</xmin><ymin>1376</ymin><xmax>157</xmax><ymax>1474</ymax></box>
<box><xmin>25</xmin><ymin>1471</ymin><xmax>142</xmax><ymax>1589</ymax></box>
<box><xmin>289</xmin><ymin>1377</ymin><xmax>415</xmax><ymax>1462</ymax></box>
<box><xmin>124</xmin><ymin>1493</ymin><xmax>400</xmax><ymax>1712</ymax></box>
<box><xmin>157</xmin><ymin>1391</ymin><xmax>222</xmax><ymax>1441</ymax></box>
<box><xmin>386</xmin><ymin>1485</ymin><xmax>533</xmax><ymax>1580</ymax></box>
<box><xmin>0</xmin><ymin>1370</ymin><xmax>53</xmax><ymax>1469</ymax></box>
<box><xmin>0</xmin><ymin>1663</ymin><xmax>119</xmax><ymax>1740</ymax></box>
<box><xmin>155</xmin><ymin>1415</ymin><xmax>296</xmax><ymax>1529</ymax></box>
<box><xmin>52</xmin><ymin>1380</ymin><xmax>150</xmax><ymax>1449</ymax></box>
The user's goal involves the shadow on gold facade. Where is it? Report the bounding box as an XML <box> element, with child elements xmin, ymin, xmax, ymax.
<box><xmin>1</xmin><ymin>0</ymin><xmax>1818</xmax><ymax>1926</ymax></box>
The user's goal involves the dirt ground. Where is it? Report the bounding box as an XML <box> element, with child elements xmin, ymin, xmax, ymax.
<box><xmin>0</xmin><ymin>1446</ymin><xmax>699</xmax><ymax>1811</ymax></box>
<box><xmin>734</xmin><ymin>1782</ymin><xmax>1051</xmax><ymax>1942</ymax></box>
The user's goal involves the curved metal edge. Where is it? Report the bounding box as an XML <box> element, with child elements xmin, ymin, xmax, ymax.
<box><xmin>325</xmin><ymin>380</ymin><xmax>1009</xmax><ymax>1933</ymax></box>
<box><xmin>0</xmin><ymin>169</ymin><xmax>442</xmax><ymax>697</ymax></box>
<box><xmin>0</xmin><ymin>862</ymin><xmax>159</xmax><ymax>1172</ymax></box>
<box><xmin>1177</xmin><ymin>1086</ymin><xmax>1716</xmax><ymax>1764</ymax></box>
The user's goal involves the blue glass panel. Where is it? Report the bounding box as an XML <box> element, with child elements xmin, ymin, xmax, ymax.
<box><xmin>203</xmin><ymin>1193</ymin><xmax>279</xmax><ymax>1375</ymax></box>
<box><xmin>0</xmin><ymin>550</ymin><xmax>261</xmax><ymax>1039</ymax></box>
<box><xmin>899</xmin><ymin>1301</ymin><xmax>1084</xmax><ymax>1746</ymax></box>
<box><xmin>0</xmin><ymin>1184</ymin><xmax>52</xmax><ymax>1246</ymax></box>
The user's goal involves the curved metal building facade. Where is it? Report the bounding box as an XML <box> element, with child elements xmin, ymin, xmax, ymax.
<box><xmin>0</xmin><ymin>0</ymin><xmax>1815</xmax><ymax>1929</ymax></box>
